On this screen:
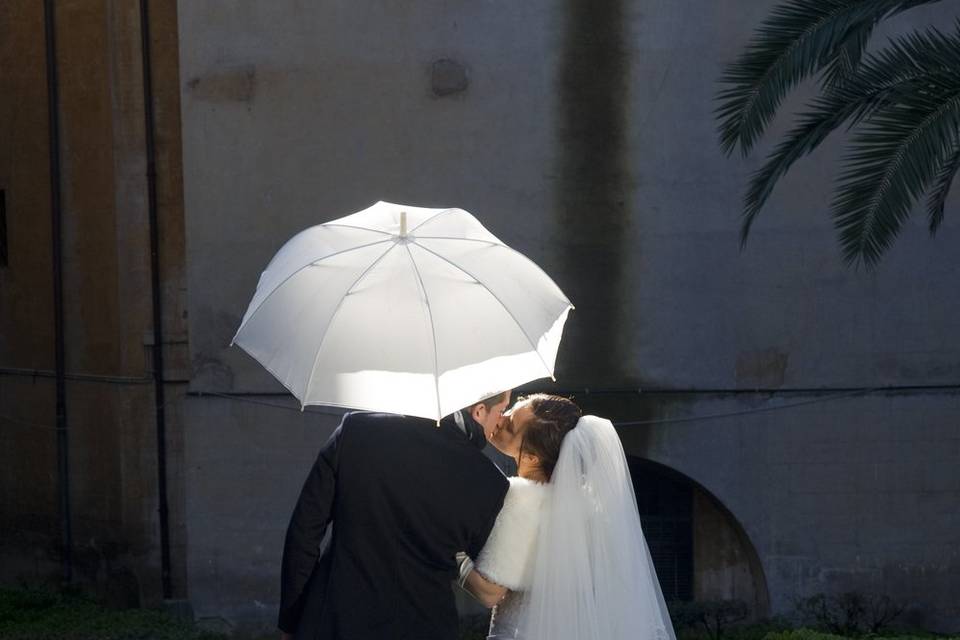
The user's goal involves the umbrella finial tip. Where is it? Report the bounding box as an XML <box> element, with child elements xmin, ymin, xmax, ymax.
<box><xmin>400</xmin><ymin>211</ymin><xmax>408</xmax><ymax>237</ymax></box>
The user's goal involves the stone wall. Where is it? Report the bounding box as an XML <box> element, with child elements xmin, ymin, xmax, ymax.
<box><xmin>171</xmin><ymin>0</ymin><xmax>960</xmax><ymax>632</ymax></box>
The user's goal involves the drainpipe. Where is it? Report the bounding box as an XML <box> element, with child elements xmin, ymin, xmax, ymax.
<box><xmin>43</xmin><ymin>0</ymin><xmax>72</xmax><ymax>586</ymax></box>
<box><xmin>138</xmin><ymin>0</ymin><xmax>172</xmax><ymax>599</ymax></box>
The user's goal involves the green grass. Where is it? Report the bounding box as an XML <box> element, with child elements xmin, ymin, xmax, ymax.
<box><xmin>4</xmin><ymin>588</ymin><xmax>955</xmax><ymax>640</ymax></box>
<box><xmin>0</xmin><ymin>588</ymin><xmax>226</xmax><ymax>640</ymax></box>
<box><xmin>763</xmin><ymin>632</ymin><xmax>959</xmax><ymax>640</ymax></box>
<box><xmin>677</xmin><ymin>625</ymin><xmax>959</xmax><ymax>640</ymax></box>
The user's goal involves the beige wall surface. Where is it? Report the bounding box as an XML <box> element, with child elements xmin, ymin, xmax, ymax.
<box><xmin>0</xmin><ymin>0</ymin><xmax>189</xmax><ymax>606</ymax></box>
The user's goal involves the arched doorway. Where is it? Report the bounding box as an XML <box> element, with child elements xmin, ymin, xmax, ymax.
<box><xmin>627</xmin><ymin>457</ymin><xmax>769</xmax><ymax>616</ymax></box>
<box><xmin>628</xmin><ymin>456</ymin><xmax>695</xmax><ymax>601</ymax></box>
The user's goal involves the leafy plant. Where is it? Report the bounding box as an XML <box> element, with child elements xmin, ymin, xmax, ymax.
<box><xmin>793</xmin><ymin>592</ymin><xmax>906</xmax><ymax>635</ymax></box>
<box><xmin>671</xmin><ymin>600</ymin><xmax>752</xmax><ymax>640</ymax></box>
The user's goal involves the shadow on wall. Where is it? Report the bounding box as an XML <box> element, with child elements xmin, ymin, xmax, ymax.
<box><xmin>553</xmin><ymin>0</ymin><xmax>632</xmax><ymax>387</ymax></box>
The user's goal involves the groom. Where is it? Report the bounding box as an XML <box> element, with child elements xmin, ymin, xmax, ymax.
<box><xmin>278</xmin><ymin>392</ymin><xmax>511</xmax><ymax>640</ymax></box>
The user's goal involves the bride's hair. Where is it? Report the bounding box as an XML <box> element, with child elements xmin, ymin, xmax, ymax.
<box><xmin>518</xmin><ymin>394</ymin><xmax>582</xmax><ymax>480</ymax></box>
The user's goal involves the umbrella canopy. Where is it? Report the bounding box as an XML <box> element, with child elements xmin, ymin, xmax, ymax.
<box><xmin>232</xmin><ymin>201</ymin><xmax>572</xmax><ymax>420</ymax></box>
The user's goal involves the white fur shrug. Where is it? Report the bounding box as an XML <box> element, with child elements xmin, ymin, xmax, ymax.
<box><xmin>474</xmin><ymin>476</ymin><xmax>550</xmax><ymax>590</ymax></box>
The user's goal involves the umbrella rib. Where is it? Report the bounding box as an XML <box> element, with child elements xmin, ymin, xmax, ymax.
<box><xmin>413</xmin><ymin>236</ymin><xmax>504</xmax><ymax>247</ymax></box>
<box><xmin>233</xmin><ymin>238</ymin><xmax>393</xmax><ymax>342</ymax></box>
<box><xmin>408</xmin><ymin>208</ymin><xmax>455</xmax><ymax>234</ymax></box>
<box><xmin>300</xmin><ymin>242</ymin><xmax>400</xmax><ymax>404</ymax></box>
<box><xmin>322</xmin><ymin>223</ymin><xmax>393</xmax><ymax>236</ymax></box>
<box><xmin>411</xmin><ymin>242</ymin><xmax>556</xmax><ymax>378</ymax></box>
<box><xmin>415</xmin><ymin>237</ymin><xmax>573</xmax><ymax>308</ymax></box>
<box><xmin>403</xmin><ymin>243</ymin><xmax>443</xmax><ymax>421</ymax></box>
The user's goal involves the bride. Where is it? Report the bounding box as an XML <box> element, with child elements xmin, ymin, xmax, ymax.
<box><xmin>458</xmin><ymin>394</ymin><xmax>677</xmax><ymax>640</ymax></box>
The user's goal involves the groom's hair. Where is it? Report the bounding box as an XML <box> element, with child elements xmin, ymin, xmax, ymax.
<box><xmin>518</xmin><ymin>394</ymin><xmax>581</xmax><ymax>480</ymax></box>
<box><xmin>475</xmin><ymin>391</ymin><xmax>509</xmax><ymax>412</ymax></box>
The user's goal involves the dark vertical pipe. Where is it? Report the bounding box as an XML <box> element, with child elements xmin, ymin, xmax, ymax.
<box><xmin>138</xmin><ymin>0</ymin><xmax>172</xmax><ymax>599</ymax></box>
<box><xmin>43</xmin><ymin>0</ymin><xmax>72</xmax><ymax>585</ymax></box>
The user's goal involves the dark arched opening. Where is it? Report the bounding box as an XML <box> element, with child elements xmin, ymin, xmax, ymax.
<box><xmin>627</xmin><ymin>456</ymin><xmax>770</xmax><ymax>616</ymax></box>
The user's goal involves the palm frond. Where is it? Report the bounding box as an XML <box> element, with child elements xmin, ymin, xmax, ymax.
<box><xmin>820</xmin><ymin>1</ymin><xmax>939</xmax><ymax>92</ymax></box>
<box><xmin>897</xmin><ymin>0</ymin><xmax>948</xmax><ymax>9</ymax></box>
<box><xmin>740</xmin><ymin>23</ymin><xmax>958</xmax><ymax>244</ymax></box>
<box><xmin>832</xmin><ymin>29</ymin><xmax>960</xmax><ymax>266</ymax></box>
<box><xmin>716</xmin><ymin>0</ymin><xmax>942</xmax><ymax>157</ymax></box>
<box><xmin>716</xmin><ymin>0</ymin><xmax>884</xmax><ymax>156</ymax></box>
<box><xmin>740</xmin><ymin>97</ymin><xmax>857</xmax><ymax>246</ymax></box>
<box><xmin>822</xmin><ymin>21</ymin><xmax>875</xmax><ymax>88</ymax></box>
<box><xmin>926</xmin><ymin>138</ymin><xmax>960</xmax><ymax>234</ymax></box>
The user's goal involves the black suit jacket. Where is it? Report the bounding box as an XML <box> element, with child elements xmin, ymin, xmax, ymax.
<box><xmin>279</xmin><ymin>412</ymin><xmax>509</xmax><ymax>640</ymax></box>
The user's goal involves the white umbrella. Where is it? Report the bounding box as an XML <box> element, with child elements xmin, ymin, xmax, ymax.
<box><xmin>232</xmin><ymin>201</ymin><xmax>573</xmax><ymax>421</ymax></box>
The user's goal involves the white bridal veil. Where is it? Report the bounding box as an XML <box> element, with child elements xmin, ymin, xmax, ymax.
<box><xmin>518</xmin><ymin>415</ymin><xmax>678</xmax><ymax>640</ymax></box>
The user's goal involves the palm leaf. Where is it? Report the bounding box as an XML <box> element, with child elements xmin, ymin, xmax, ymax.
<box><xmin>926</xmin><ymin>138</ymin><xmax>960</xmax><ymax>234</ymax></box>
<box><xmin>822</xmin><ymin>22</ymin><xmax>875</xmax><ymax>88</ymax></box>
<box><xmin>832</xmin><ymin>27</ymin><xmax>960</xmax><ymax>266</ymax></box>
<box><xmin>740</xmin><ymin>24</ymin><xmax>957</xmax><ymax>244</ymax></box>
<box><xmin>716</xmin><ymin>0</ymin><xmax>943</xmax><ymax>157</ymax></box>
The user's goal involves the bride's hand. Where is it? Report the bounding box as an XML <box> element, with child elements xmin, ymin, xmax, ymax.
<box><xmin>461</xmin><ymin>567</ymin><xmax>508</xmax><ymax>608</ymax></box>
